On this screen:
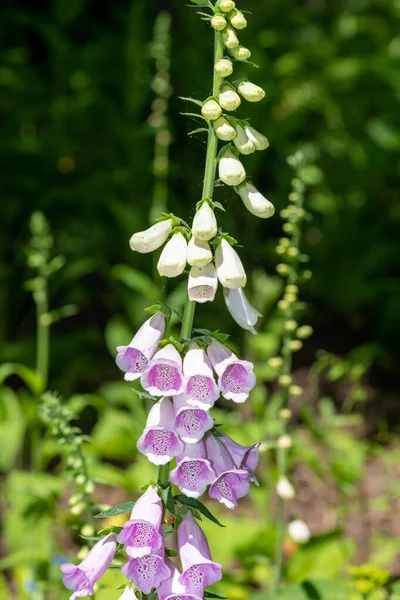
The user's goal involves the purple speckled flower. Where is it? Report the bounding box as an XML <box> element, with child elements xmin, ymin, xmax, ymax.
<box><xmin>121</xmin><ymin>540</ymin><xmax>170</xmax><ymax>595</ymax></box>
<box><xmin>217</xmin><ymin>429</ymin><xmax>260</xmax><ymax>485</ymax></box>
<box><xmin>173</xmin><ymin>394</ymin><xmax>214</xmax><ymax>444</ymax></box>
<box><xmin>205</xmin><ymin>432</ymin><xmax>250</xmax><ymax>510</ymax></box>
<box><xmin>158</xmin><ymin>558</ymin><xmax>202</xmax><ymax>600</ymax></box>
<box><xmin>207</xmin><ymin>338</ymin><xmax>255</xmax><ymax>403</ymax></box>
<box><xmin>137</xmin><ymin>397</ymin><xmax>184</xmax><ymax>465</ymax></box>
<box><xmin>61</xmin><ymin>534</ymin><xmax>117</xmax><ymax>599</ymax></box>
<box><xmin>116</xmin><ymin>312</ymin><xmax>165</xmax><ymax>381</ymax></box>
<box><xmin>170</xmin><ymin>440</ymin><xmax>216</xmax><ymax>498</ymax></box>
<box><xmin>116</xmin><ymin>486</ymin><xmax>163</xmax><ymax>558</ymax></box>
<box><xmin>183</xmin><ymin>342</ymin><xmax>220</xmax><ymax>410</ymax></box>
<box><xmin>178</xmin><ymin>512</ymin><xmax>222</xmax><ymax>596</ymax></box>
<box><xmin>141</xmin><ymin>344</ymin><xmax>186</xmax><ymax>397</ymax></box>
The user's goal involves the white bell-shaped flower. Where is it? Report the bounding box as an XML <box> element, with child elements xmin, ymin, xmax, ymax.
<box><xmin>211</xmin><ymin>14</ymin><xmax>227</xmax><ymax>30</ymax></box>
<box><xmin>215</xmin><ymin>238</ymin><xmax>247</xmax><ymax>289</ymax></box>
<box><xmin>218</xmin><ymin>148</ymin><xmax>246</xmax><ymax>186</ymax></box>
<box><xmin>245</xmin><ymin>125</ymin><xmax>269</xmax><ymax>151</ymax></box>
<box><xmin>214</xmin><ymin>59</ymin><xmax>233</xmax><ymax>78</ymax></box>
<box><xmin>157</xmin><ymin>232</ymin><xmax>187</xmax><ymax>278</ymax></box>
<box><xmin>188</xmin><ymin>263</ymin><xmax>218</xmax><ymax>304</ymax></box>
<box><xmin>276</xmin><ymin>476</ymin><xmax>295</xmax><ymax>500</ymax></box>
<box><xmin>233</xmin><ymin>124</ymin><xmax>255</xmax><ymax>155</ymax></box>
<box><xmin>201</xmin><ymin>99</ymin><xmax>222</xmax><ymax>121</ymax></box>
<box><xmin>231</xmin><ymin>46</ymin><xmax>251</xmax><ymax>61</ymax></box>
<box><xmin>129</xmin><ymin>219</ymin><xmax>173</xmax><ymax>254</ymax></box>
<box><xmin>219</xmin><ymin>85</ymin><xmax>241</xmax><ymax>111</ymax></box>
<box><xmin>187</xmin><ymin>237</ymin><xmax>213</xmax><ymax>268</ymax></box>
<box><xmin>213</xmin><ymin>117</ymin><xmax>236</xmax><ymax>141</ymax></box>
<box><xmin>229</xmin><ymin>9</ymin><xmax>247</xmax><ymax>30</ymax></box>
<box><xmin>191</xmin><ymin>203</ymin><xmax>217</xmax><ymax>241</ymax></box>
<box><xmin>238</xmin><ymin>81</ymin><xmax>265</xmax><ymax>102</ymax></box>
<box><xmin>223</xmin><ymin>287</ymin><xmax>262</xmax><ymax>334</ymax></box>
<box><xmin>222</xmin><ymin>26</ymin><xmax>239</xmax><ymax>49</ymax></box>
<box><xmin>218</xmin><ymin>0</ymin><xmax>235</xmax><ymax>12</ymax></box>
<box><xmin>236</xmin><ymin>182</ymin><xmax>275</xmax><ymax>218</ymax></box>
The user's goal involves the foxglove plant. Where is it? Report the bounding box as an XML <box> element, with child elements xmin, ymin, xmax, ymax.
<box><xmin>61</xmin><ymin>1</ymin><xmax>272</xmax><ymax>597</ymax></box>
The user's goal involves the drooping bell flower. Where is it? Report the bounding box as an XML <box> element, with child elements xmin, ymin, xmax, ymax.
<box><xmin>170</xmin><ymin>440</ymin><xmax>216</xmax><ymax>498</ymax></box>
<box><xmin>157</xmin><ymin>232</ymin><xmax>188</xmax><ymax>278</ymax></box>
<box><xmin>121</xmin><ymin>540</ymin><xmax>170</xmax><ymax>595</ymax></box>
<box><xmin>191</xmin><ymin>203</ymin><xmax>217</xmax><ymax>242</ymax></box>
<box><xmin>116</xmin><ymin>486</ymin><xmax>163</xmax><ymax>558</ymax></box>
<box><xmin>187</xmin><ymin>237</ymin><xmax>213</xmax><ymax>268</ymax></box>
<box><xmin>61</xmin><ymin>534</ymin><xmax>117</xmax><ymax>600</ymax></box>
<box><xmin>158</xmin><ymin>558</ymin><xmax>202</xmax><ymax>600</ymax></box>
<box><xmin>205</xmin><ymin>433</ymin><xmax>250</xmax><ymax>510</ymax></box>
<box><xmin>216</xmin><ymin>429</ymin><xmax>260</xmax><ymax>485</ymax></box>
<box><xmin>235</xmin><ymin>182</ymin><xmax>274</xmax><ymax>219</ymax></box>
<box><xmin>229</xmin><ymin>9</ymin><xmax>247</xmax><ymax>29</ymax></box>
<box><xmin>201</xmin><ymin>99</ymin><xmax>222</xmax><ymax>121</ymax></box>
<box><xmin>218</xmin><ymin>85</ymin><xmax>241</xmax><ymax>112</ymax></box>
<box><xmin>129</xmin><ymin>219</ymin><xmax>174</xmax><ymax>253</ymax></box>
<box><xmin>137</xmin><ymin>397</ymin><xmax>184</xmax><ymax>465</ymax></box>
<box><xmin>230</xmin><ymin>46</ymin><xmax>251</xmax><ymax>61</ymax></box>
<box><xmin>215</xmin><ymin>238</ymin><xmax>247</xmax><ymax>289</ymax></box>
<box><xmin>232</xmin><ymin>125</ymin><xmax>255</xmax><ymax>155</ymax></box>
<box><xmin>244</xmin><ymin>125</ymin><xmax>269</xmax><ymax>151</ymax></box>
<box><xmin>188</xmin><ymin>264</ymin><xmax>218</xmax><ymax>304</ymax></box>
<box><xmin>213</xmin><ymin>116</ymin><xmax>237</xmax><ymax>141</ymax></box>
<box><xmin>223</xmin><ymin>287</ymin><xmax>262</xmax><ymax>335</ymax></box>
<box><xmin>173</xmin><ymin>394</ymin><xmax>214</xmax><ymax>444</ymax></box>
<box><xmin>141</xmin><ymin>344</ymin><xmax>186</xmax><ymax>397</ymax></box>
<box><xmin>237</xmin><ymin>81</ymin><xmax>265</xmax><ymax>102</ymax></box>
<box><xmin>207</xmin><ymin>338</ymin><xmax>256</xmax><ymax>403</ymax></box>
<box><xmin>218</xmin><ymin>148</ymin><xmax>246</xmax><ymax>186</ymax></box>
<box><xmin>116</xmin><ymin>312</ymin><xmax>165</xmax><ymax>381</ymax></box>
<box><xmin>178</xmin><ymin>512</ymin><xmax>222</xmax><ymax>595</ymax></box>
<box><xmin>221</xmin><ymin>25</ymin><xmax>239</xmax><ymax>49</ymax></box>
<box><xmin>183</xmin><ymin>342</ymin><xmax>220</xmax><ymax>410</ymax></box>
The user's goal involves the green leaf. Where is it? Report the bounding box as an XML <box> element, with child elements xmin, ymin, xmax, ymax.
<box><xmin>179</xmin><ymin>96</ymin><xmax>203</xmax><ymax>107</ymax></box>
<box><xmin>0</xmin><ymin>363</ymin><xmax>42</xmax><ymax>395</ymax></box>
<box><xmin>131</xmin><ymin>388</ymin><xmax>158</xmax><ymax>402</ymax></box>
<box><xmin>95</xmin><ymin>502</ymin><xmax>135</xmax><ymax>519</ymax></box>
<box><xmin>180</xmin><ymin>112</ymin><xmax>208</xmax><ymax>122</ymax></box>
<box><xmin>174</xmin><ymin>495</ymin><xmax>225</xmax><ymax>527</ymax></box>
<box><xmin>165</xmin><ymin>548</ymin><xmax>178</xmax><ymax>557</ymax></box>
<box><xmin>0</xmin><ymin>387</ymin><xmax>25</xmax><ymax>470</ymax></box>
<box><xmin>205</xmin><ymin>593</ymin><xmax>228</xmax><ymax>599</ymax></box>
<box><xmin>162</xmin><ymin>522</ymin><xmax>175</xmax><ymax>538</ymax></box>
<box><xmin>188</xmin><ymin>127</ymin><xmax>209</xmax><ymax>136</ymax></box>
<box><xmin>160</xmin><ymin>483</ymin><xmax>176</xmax><ymax>515</ymax></box>
<box><xmin>212</xmin><ymin>201</ymin><xmax>226</xmax><ymax>212</ymax></box>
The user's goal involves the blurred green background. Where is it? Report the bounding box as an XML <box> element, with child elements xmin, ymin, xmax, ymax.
<box><xmin>1</xmin><ymin>0</ymin><xmax>400</xmax><ymax>598</ymax></box>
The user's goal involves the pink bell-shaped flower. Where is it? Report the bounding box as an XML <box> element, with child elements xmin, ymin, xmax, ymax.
<box><xmin>170</xmin><ymin>440</ymin><xmax>216</xmax><ymax>498</ymax></box>
<box><xmin>216</xmin><ymin>429</ymin><xmax>260</xmax><ymax>485</ymax></box>
<box><xmin>173</xmin><ymin>394</ymin><xmax>214</xmax><ymax>444</ymax></box>
<box><xmin>137</xmin><ymin>397</ymin><xmax>184</xmax><ymax>465</ymax></box>
<box><xmin>157</xmin><ymin>558</ymin><xmax>202</xmax><ymax>600</ymax></box>
<box><xmin>141</xmin><ymin>344</ymin><xmax>186</xmax><ymax>397</ymax></box>
<box><xmin>183</xmin><ymin>342</ymin><xmax>220</xmax><ymax>410</ymax></box>
<box><xmin>207</xmin><ymin>338</ymin><xmax>255</xmax><ymax>403</ymax></box>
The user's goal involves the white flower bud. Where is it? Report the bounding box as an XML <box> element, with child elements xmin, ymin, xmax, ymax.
<box><xmin>215</xmin><ymin>238</ymin><xmax>246</xmax><ymax>289</ymax></box>
<box><xmin>277</xmin><ymin>435</ymin><xmax>292</xmax><ymax>449</ymax></box>
<box><xmin>219</xmin><ymin>85</ymin><xmax>241</xmax><ymax>111</ymax></box>
<box><xmin>223</xmin><ymin>287</ymin><xmax>262</xmax><ymax>334</ymax></box>
<box><xmin>230</xmin><ymin>46</ymin><xmax>251</xmax><ymax>61</ymax></box>
<box><xmin>188</xmin><ymin>263</ymin><xmax>218</xmax><ymax>304</ymax></box>
<box><xmin>192</xmin><ymin>203</ymin><xmax>218</xmax><ymax>241</ymax></box>
<box><xmin>276</xmin><ymin>477</ymin><xmax>295</xmax><ymax>500</ymax></box>
<box><xmin>214</xmin><ymin>58</ymin><xmax>233</xmax><ymax>78</ymax></box>
<box><xmin>236</xmin><ymin>182</ymin><xmax>275</xmax><ymax>218</ymax></box>
<box><xmin>222</xmin><ymin>26</ymin><xmax>239</xmax><ymax>49</ymax></box>
<box><xmin>211</xmin><ymin>14</ymin><xmax>227</xmax><ymax>31</ymax></box>
<box><xmin>213</xmin><ymin>117</ymin><xmax>236</xmax><ymax>141</ymax></box>
<box><xmin>218</xmin><ymin>0</ymin><xmax>235</xmax><ymax>13</ymax></box>
<box><xmin>238</xmin><ymin>81</ymin><xmax>265</xmax><ymax>102</ymax></box>
<box><xmin>229</xmin><ymin>9</ymin><xmax>247</xmax><ymax>30</ymax></box>
<box><xmin>157</xmin><ymin>232</ymin><xmax>187</xmax><ymax>278</ymax></box>
<box><xmin>201</xmin><ymin>99</ymin><xmax>222</xmax><ymax>121</ymax></box>
<box><xmin>129</xmin><ymin>219</ymin><xmax>173</xmax><ymax>253</ymax></box>
<box><xmin>245</xmin><ymin>125</ymin><xmax>270</xmax><ymax>151</ymax></box>
<box><xmin>288</xmin><ymin>520</ymin><xmax>311</xmax><ymax>544</ymax></box>
<box><xmin>187</xmin><ymin>237</ymin><xmax>213</xmax><ymax>267</ymax></box>
<box><xmin>219</xmin><ymin>148</ymin><xmax>246</xmax><ymax>186</ymax></box>
<box><xmin>233</xmin><ymin>124</ymin><xmax>255</xmax><ymax>155</ymax></box>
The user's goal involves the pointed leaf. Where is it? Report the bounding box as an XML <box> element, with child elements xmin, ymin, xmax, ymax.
<box><xmin>95</xmin><ymin>502</ymin><xmax>135</xmax><ymax>518</ymax></box>
<box><xmin>179</xmin><ymin>96</ymin><xmax>204</xmax><ymax>107</ymax></box>
<box><xmin>173</xmin><ymin>495</ymin><xmax>225</xmax><ymax>527</ymax></box>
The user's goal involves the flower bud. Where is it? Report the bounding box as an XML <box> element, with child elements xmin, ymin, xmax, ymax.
<box><xmin>157</xmin><ymin>232</ymin><xmax>187</xmax><ymax>278</ymax></box>
<box><xmin>192</xmin><ymin>202</ymin><xmax>218</xmax><ymax>241</ymax></box>
<box><xmin>187</xmin><ymin>236</ymin><xmax>213</xmax><ymax>267</ymax></box>
<box><xmin>213</xmin><ymin>116</ymin><xmax>236</xmax><ymax>141</ymax></box>
<box><xmin>288</xmin><ymin>520</ymin><xmax>311</xmax><ymax>544</ymax></box>
<box><xmin>236</xmin><ymin>182</ymin><xmax>275</xmax><ymax>218</ymax></box>
<box><xmin>289</xmin><ymin>385</ymin><xmax>303</xmax><ymax>396</ymax></box>
<box><xmin>222</xmin><ymin>26</ymin><xmax>239</xmax><ymax>49</ymax></box>
<box><xmin>278</xmin><ymin>435</ymin><xmax>292</xmax><ymax>449</ymax></box>
<box><xmin>238</xmin><ymin>81</ymin><xmax>265</xmax><ymax>102</ymax></box>
<box><xmin>211</xmin><ymin>14</ymin><xmax>227</xmax><ymax>30</ymax></box>
<box><xmin>188</xmin><ymin>263</ymin><xmax>218</xmax><ymax>303</ymax></box>
<box><xmin>245</xmin><ymin>125</ymin><xmax>269</xmax><ymax>151</ymax></box>
<box><xmin>219</xmin><ymin>148</ymin><xmax>246</xmax><ymax>186</ymax></box>
<box><xmin>268</xmin><ymin>356</ymin><xmax>283</xmax><ymax>368</ymax></box>
<box><xmin>223</xmin><ymin>287</ymin><xmax>262</xmax><ymax>334</ymax></box>
<box><xmin>201</xmin><ymin>98</ymin><xmax>222</xmax><ymax>121</ymax></box>
<box><xmin>215</xmin><ymin>238</ymin><xmax>247</xmax><ymax>289</ymax></box>
<box><xmin>230</xmin><ymin>46</ymin><xmax>251</xmax><ymax>61</ymax></box>
<box><xmin>297</xmin><ymin>325</ymin><xmax>313</xmax><ymax>339</ymax></box>
<box><xmin>288</xmin><ymin>340</ymin><xmax>302</xmax><ymax>352</ymax></box>
<box><xmin>214</xmin><ymin>58</ymin><xmax>233</xmax><ymax>77</ymax></box>
<box><xmin>218</xmin><ymin>0</ymin><xmax>235</xmax><ymax>13</ymax></box>
<box><xmin>276</xmin><ymin>264</ymin><xmax>289</xmax><ymax>275</ymax></box>
<box><xmin>278</xmin><ymin>374</ymin><xmax>292</xmax><ymax>387</ymax></box>
<box><xmin>229</xmin><ymin>9</ymin><xmax>247</xmax><ymax>30</ymax></box>
<box><xmin>219</xmin><ymin>84</ymin><xmax>241</xmax><ymax>111</ymax></box>
<box><xmin>276</xmin><ymin>476</ymin><xmax>295</xmax><ymax>500</ymax></box>
<box><xmin>233</xmin><ymin>124</ymin><xmax>255</xmax><ymax>155</ymax></box>
<box><xmin>129</xmin><ymin>219</ymin><xmax>173</xmax><ymax>253</ymax></box>
<box><xmin>280</xmin><ymin>408</ymin><xmax>292</xmax><ymax>420</ymax></box>
<box><xmin>285</xmin><ymin>320</ymin><xmax>297</xmax><ymax>332</ymax></box>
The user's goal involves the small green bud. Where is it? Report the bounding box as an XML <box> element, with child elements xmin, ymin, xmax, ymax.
<box><xmin>302</xmin><ymin>269</ymin><xmax>312</xmax><ymax>280</ymax></box>
<box><xmin>222</xmin><ymin>26</ymin><xmax>239</xmax><ymax>49</ymax></box>
<box><xmin>201</xmin><ymin>99</ymin><xmax>222</xmax><ymax>121</ymax></box>
<box><xmin>214</xmin><ymin>58</ymin><xmax>233</xmax><ymax>77</ymax></box>
<box><xmin>278</xmin><ymin>374</ymin><xmax>292</xmax><ymax>387</ymax></box>
<box><xmin>289</xmin><ymin>385</ymin><xmax>303</xmax><ymax>396</ymax></box>
<box><xmin>81</xmin><ymin>524</ymin><xmax>94</xmax><ymax>537</ymax></box>
<box><xmin>75</xmin><ymin>474</ymin><xmax>86</xmax><ymax>485</ymax></box>
<box><xmin>229</xmin><ymin>9</ymin><xmax>247</xmax><ymax>30</ymax></box>
<box><xmin>289</xmin><ymin>192</ymin><xmax>298</xmax><ymax>202</ymax></box>
<box><xmin>280</xmin><ymin>209</ymin><xmax>289</xmax><ymax>219</ymax></box>
<box><xmin>288</xmin><ymin>339</ymin><xmax>303</xmax><ymax>351</ymax></box>
<box><xmin>283</xmin><ymin>293</ymin><xmax>297</xmax><ymax>304</ymax></box>
<box><xmin>268</xmin><ymin>356</ymin><xmax>283</xmax><ymax>368</ymax></box>
<box><xmin>276</xmin><ymin>245</ymin><xmax>286</xmax><ymax>255</ymax></box>
<box><xmin>211</xmin><ymin>14</ymin><xmax>227</xmax><ymax>30</ymax></box>
<box><xmin>84</xmin><ymin>480</ymin><xmax>95</xmax><ymax>494</ymax></box>
<box><xmin>297</xmin><ymin>325</ymin><xmax>313</xmax><ymax>339</ymax></box>
<box><xmin>279</xmin><ymin>237</ymin><xmax>290</xmax><ymax>247</ymax></box>
<box><xmin>230</xmin><ymin>45</ymin><xmax>251</xmax><ymax>61</ymax></box>
<box><xmin>287</xmin><ymin>247</ymin><xmax>299</xmax><ymax>258</ymax></box>
<box><xmin>286</xmin><ymin>284</ymin><xmax>298</xmax><ymax>294</ymax></box>
<box><xmin>68</xmin><ymin>493</ymin><xmax>82</xmax><ymax>506</ymax></box>
<box><xmin>282</xmin><ymin>223</ymin><xmax>294</xmax><ymax>233</ymax></box>
<box><xmin>276</xmin><ymin>263</ymin><xmax>289</xmax><ymax>276</ymax></box>
<box><xmin>280</xmin><ymin>408</ymin><xmax>292</xmax><ymax>420</ymax></box>
<box><xmin>70</xmin><ymin>501</ymin><xmax>86</xmax><ymax>516</ymax></box>
<box><xmin>218</xmin><ymin>0</ymin><xmax>235</xmax><ymax>12</ymax></box>
<box><xmin>284</xmin><ymin>320</ymin><xmax>297</xmax><ymax>332</ymax></box>
<box><xmin>277</xmin><ymin>299</ymin><xmax>289</xmax><ymax>310</ymax></box>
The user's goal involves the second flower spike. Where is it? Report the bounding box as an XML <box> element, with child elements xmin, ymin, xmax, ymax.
<box><xmin>157</xmin><ymin>232</ymin><xmax>187</xmax><ymax>278</ymax></box>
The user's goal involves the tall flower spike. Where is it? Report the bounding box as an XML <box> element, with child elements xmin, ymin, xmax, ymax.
<box><xmin>121</xmin><ymin>540</ymin><xmax>170</xmax><ymax>595</ymax></box>
<box><xmin>141</xmin><ymin>343</ymin><xmax>186</xmax><ymax>397</ymax></box>
<box><xmin>178</xmin><ymin>512</ymin><xmax>222</xmax><ymax>595</ymax></box>
<box><xmin>116</xmin><ymin>486</ymin><xmax>163</xmax><ymax>558</ymax></box>
<box><xmin>173</xmin><ymin>394</ymin><xmax>214</xmax><ymax>443</ymax></box>
<box><xmin>205</xmin><ymin>433</ymin><xmax>250</xmax><ymax>509</ymax></box>
<box><xmin>216</xmin><ymin>429</ymin><xmax>261</xmax><ymax>485</ymax></box>
<box><xmin>218</xmin><ymin>148</ymin><xmax>246</xmax><ymax>186</ymax></box>
<box><xmin>183</xmin><ymin>342</ymin><xmax>220</xmax><ymax>409</ymax></box>
<box><xmin>215</xmin><ymin>238</ymin><xmax>247</xmax><ymax>289</ymax></box>
<box><xmin>170</xmin><ymin>439</ymin><xmax>216</xmax><ymax>498</ymax></box>
<box><xmin>207</xmin><ymin>337</ymin><xmax>256</xmax><ymax>403</ymax></box>
<box><xmin>137</xmin><ymin>397</ymin><xmax>184</xmax><ymax>465</ymax></box>
<box><xmin>236</xmin><ymin>182</ymin><xmax>275</xmax><ymax>219</ymax></box>
<box><xmin>157</xmin><ymin>231</ymin><xmax>187</xmax><ymax>278</ymax></box>
<box><xmin>61</xmin><ymin>534</ymin><xmax>117</xmax><ymax>600</ymax></box>
<box><xmin>116</xmin><ymin>312</ymin><xmax>166</xmax><ymax>381</ymax></box>
<box><xmin>158</xmin><ymin>558</ymin><xmax>202</xmax><ymax>600</ymax></box>
<box><xmin>129</xmin><ymin>219</ymin><xmax>173</xmax><ymax>253</ymax></box>
<box><xmin>223</xmin><ymin>287</ymin><xmax>262</xmax><ymax>334</ymax></box>
<box><xmin>188</xmin><ymin>263</ymin><xmax>218</xmax><ymax>304</ymax></box>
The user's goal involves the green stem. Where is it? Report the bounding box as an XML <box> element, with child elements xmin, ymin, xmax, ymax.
<box><xmin>36</xmin><ymin>280</ymin><xmax>49</xmax><ymax>392</ymax></box>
